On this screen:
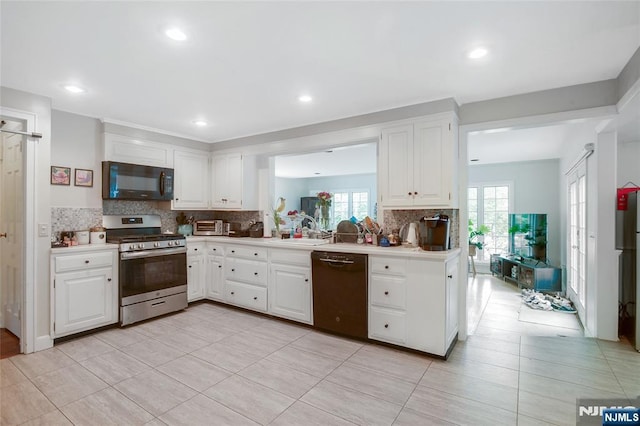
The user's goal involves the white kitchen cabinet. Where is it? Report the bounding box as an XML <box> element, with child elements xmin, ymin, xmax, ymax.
<box><xmin>368</xmin><ymin>253</ymin><xmax>459</xmax><ymax>357</ymax></box>
<box><xmin>51</xmin><ymin>248</ymin><xmax>118</xmax><ymax>337</ymax></box>
<box><xmin>379</xmin><ymin>114</ymin><xmax>458</xmax><ymax>208</ymax></box>
<box><xmin>368</xmin><ymin>256</ymin><xmax>408</xmax><ymax>345</ymax></box>
<box><xmin>211</xmin><ymin>153</ymin><xmax>243</xmax><ymax>208</ymax></box>
<box><xmin>405</xmin><ymin>255</ymin><xmax>460</xmax><ymax>357</ymax></box>
<box><xmin>103</xmin><ymin>133</ymin><xmax>174</xmax><ymax>168</ymax></box>
<box><xmin>268</xmin><ymin>249</ymin><xmax>312</xmax><ymax>324</ymax></box>
<box><xmin>187</xmin><ymin>242</ymin><xmax>206</xmax><ymax>302</ymax></box>
<box><xmin>224</xmin><ymin>245</ymin><xmax>268</xmax><ymax>312</ymax></box>
<box><xmin>173</xmin><ymin>149</ymin><xmax>210</xmax><ymax>209</ymax></box>
<box><xmin>205</xmin><ymin>243</ymin><xmax>225</xmax><ymax>301</ymax></box>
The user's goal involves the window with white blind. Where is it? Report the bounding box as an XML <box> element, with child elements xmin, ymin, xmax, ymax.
<box><xmin>468</xmin><ymin>183</ymin><xmax>513</xmax><ymax>261</ymax></box>
<box><xmin>323</xmin><ymin>190</ymin><xmax>370</xmax><ymax>228</ymax></box>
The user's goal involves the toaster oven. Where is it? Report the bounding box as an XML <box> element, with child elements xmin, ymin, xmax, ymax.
<box><xmin>194</xmin><ymin>220</ymin><xmax>224</xmax><ymax>236</ymax></box>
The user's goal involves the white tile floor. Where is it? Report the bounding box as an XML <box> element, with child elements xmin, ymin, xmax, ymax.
<box><xmin>1</xmin><ymin>275</ymin><xmax>638</xmax><ymax>425</ymax></box>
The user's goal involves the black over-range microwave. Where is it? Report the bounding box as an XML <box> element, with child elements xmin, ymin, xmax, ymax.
<box><xmin>102</xmin><ymin>161</ymin><xmax>174</xmax><ymax>201</ymax></box>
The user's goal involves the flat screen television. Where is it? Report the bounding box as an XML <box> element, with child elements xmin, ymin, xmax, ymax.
<box><xmin>508</xmin><ymin>213</ymin><xmax>547</xmax><ymax>261</ymax></box>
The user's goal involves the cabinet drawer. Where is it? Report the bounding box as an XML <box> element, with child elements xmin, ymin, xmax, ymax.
<box><xmin>370</xmin><ymin>274</ymin><xmax>407</xmax><ymax>310</ymax></box>
<box><xmin>187</xmin><ymin>243</ymin><xmax>205</xmax><ymax>256</ymax></box>
<box><xmin>369</xmin><ymin>307</ymin><xmax>406</xmax><ymax>344</ymax></box>
<box><xmin>54</xmin><ymin>251</ymin><xmax>114</xmax><ymax>273</ymax></box>
<box><xmin>225</xmin><ymin>281</ymin><xmax>267</xmax><ymax>312</ymax></box>
<box><xmin>225</xmin><ymin>258</ymin><xmax>267</xmax><ymax>286</ymax></box>
<box><xmin>369</xmin><ymin>256</ymin><xmax>407</xmax><ymax>276</ymax></box>
<box><xmin>227</xmin><ymin>246</ymin><xmax>267</xmax><ymax>261</ymax></box>
<box><xmin>269</xmin><ymin>248</ymin><xmax>310</xmax><ymax>266</ymax></box>
<box><xmin>206</xmin><ymin>243</ymin><xmax>225</xmax><ymax>256</ymax></box>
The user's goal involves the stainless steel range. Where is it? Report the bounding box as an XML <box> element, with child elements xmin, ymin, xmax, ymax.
<box><xmin>104</xmin><ymin>215</ymin><xmax>187</xmax><ymax>326</ymax></box>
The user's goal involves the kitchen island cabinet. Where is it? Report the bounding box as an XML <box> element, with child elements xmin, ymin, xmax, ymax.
<box><xmin>186</xmin><ymin>237</ymin><xmax>461</xmax><ymax>357</ymax></box>
<box><xmin>379</xmin><ymin>113</ymin><xmax>458</xmax><ymax>209</ymax></box>
<box><xmin>368</xmin><ymin>252</ymin><xmax>459</xmax><ymax>357</ymax></box>
<box><xmin>268</xmin><ymin>248</ymin><xmax>312</xmax><ymax>324</ymax></box>
<box><xmin>50</xmin><ymin>245</ymin><xmax>119</xmax><ymax>338</ymax></box>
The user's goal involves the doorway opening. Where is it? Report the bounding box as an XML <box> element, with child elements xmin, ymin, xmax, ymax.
<box><xmin>0</xmin><ymin>117</ymin><xmax>25</xmax><ymax>357</ymax></box>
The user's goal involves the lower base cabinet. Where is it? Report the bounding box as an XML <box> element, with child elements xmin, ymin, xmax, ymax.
<box><xmin>225</xmin><ymin>280</ymin><xmax>267</xmax><ymax>312</ymax></box>
<box><xmin>269</xmin><ymin>263</ymin><xmax>312</xmax><ymax>324</ymax></box>
<box><xmin>187</xmin><ymin>242</ymin><xmax>206</xmax><ymax>302</ymax></box>
<box><xmin>51</xmin><ymin>248</ymin><xmax>118</xmax><ymax>338</ymax></box>
<box><xmin>368</xmin><ymin>253</ymin><xmax>460</xmax><ymax>357</ymax></box>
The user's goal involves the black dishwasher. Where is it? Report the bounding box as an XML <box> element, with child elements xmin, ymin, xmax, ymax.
<box><xmin>311</xmin><ymin>251</ymin><xmax>368</xmax><ymax>339</ymax></box>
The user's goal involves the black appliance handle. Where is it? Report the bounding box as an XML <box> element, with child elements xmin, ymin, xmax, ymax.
<box><xmin>159</xmin><ymin>171</ymin><xmax>166</xmax><ymax>196</ymax></box>
<box><xmin>121</xmin><ymin>246</ymin><xmax>187</xmax><ymax>260</ymax></box>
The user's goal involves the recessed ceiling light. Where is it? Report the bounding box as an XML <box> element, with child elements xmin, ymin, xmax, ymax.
<box><xmin>468</xmin><ymin>47</ymin><xmax>488</xmax><ymax>59</ymax></box>
<box><xmin>298</xmin><ymin>95</ymin><xmax>313</xmax><ymax>103</ymax></box>
<box><xmin>166</xmin><ymin>27</ymin><xmax>187</xmax><ymax>41</ymax></box>
<box><xmin>192</xmin><ymin>120</ymin><xmax>207</xmax><ymax>127</ymax></box>
<box><xmin>64</xmin><ymin>85</ymin><xmax>86</xmax><ymax>94</ymax></box>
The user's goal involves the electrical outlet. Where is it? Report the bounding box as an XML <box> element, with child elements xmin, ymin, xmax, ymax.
<box><xmin>38</xmin><ymin>223</ymin><xmax>49</xmax><ymax>237</ymax></box>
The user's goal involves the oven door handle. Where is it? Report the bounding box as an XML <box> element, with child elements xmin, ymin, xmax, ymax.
<box><xmin>120</xmin><ymin>247</ymin><xmax>187</xmax><ymax>260</ymax></box>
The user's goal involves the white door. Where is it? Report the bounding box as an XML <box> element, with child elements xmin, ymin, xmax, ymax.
<box><xmin>269</xmin><ymin>263</ymin><xmax>311</xmax><ymax>323</ymax></box>
<box><xmin>414</xmin><ymin>119</ymin><xmax>448</xmax><ymax>206</ymax></box>
<box><xmin>173</xmin><ymin>150</ymin><xmax>209</xmax><ymax>209</ymax></box>
<box><xmin>567</xmin><ymin>162</ymin><xmax>587</xmax><ymax>319</ymax></box>
<box><xmin>1</xmin><ymin>119</ymin><xmax>24</xmax><ymax>338</ymax></box>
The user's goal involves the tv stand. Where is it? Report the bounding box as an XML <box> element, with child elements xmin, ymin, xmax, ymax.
<box><xmin>490</xmin><ymin>254</ymin><xmax>561</xmax><ymax>293</ymax></box>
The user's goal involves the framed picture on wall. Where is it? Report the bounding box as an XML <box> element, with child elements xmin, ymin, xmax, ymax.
<box><xmin>50</xmin><ymin>166</ymin><xmax>71</xmax><ymax>185</ymax></box>
<box><xmin>74</xmin><ymin>168</ymin><xmax>93</xmax><ymax>187</ymax></box>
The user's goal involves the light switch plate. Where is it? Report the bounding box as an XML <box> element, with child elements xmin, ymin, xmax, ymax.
<box><xmin>38</xmin><ymin>223</ymin><xmax>49</xmax><ymax>237</ymax></box>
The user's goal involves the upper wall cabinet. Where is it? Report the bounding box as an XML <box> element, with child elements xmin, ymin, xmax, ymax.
<box><xmin>210</xmin><ymin>153</ymin><xmax>258</xmax><ymax>210</ymax></box>
<box><xmin>103</xmin><ymin>133</ymin><xmax>174</xmax><ymax>168</ymax></box>
<box><xmin>173</xmin><ymin>149</ymin><xmax>210</xmax><ymax>209</ymax></box>
<box><xmin>378</xmin><ymin>114</ymin><xmax>458</xmax><ymax>209</ymax></box>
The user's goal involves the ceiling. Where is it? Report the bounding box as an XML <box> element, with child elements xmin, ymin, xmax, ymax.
<box><xmin>1</xmin><ymin>1</ymin><xmax>639</xmax><ymax>143</ymax></box>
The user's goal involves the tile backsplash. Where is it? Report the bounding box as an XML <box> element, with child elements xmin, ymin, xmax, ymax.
<box><xmin>51</xmin><ymin>201</ymin><xmax>263</xmax><ymax>238</ymax></box>
<box><xmin>382</xmin><ymin>209</ymin><xmax>459</xmax><ymax>248</ymax></box>
<box><xmin>51</xmin><ymin>203</ymin><xmax>458</xmax><ymax>247</ymax></box>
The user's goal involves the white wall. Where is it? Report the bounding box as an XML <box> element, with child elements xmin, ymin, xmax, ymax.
<box><xmin>468</xmin><ymin>160</ymin><xmax>561</xmax><ymax>265</ymax></box>
<box><xmin>51</xmin><ymin>110</ymin><xmax>103</xmax><ymax>208</ymax></box>
<box><xmin>617</xmin><ymin>141</ymin><xmax>640</xmax><ymax>185</ymax></box>
<box><xmin>275</xmin><ymin>173</ymin><xmax>377</xmax><ymax>217</ymax></box>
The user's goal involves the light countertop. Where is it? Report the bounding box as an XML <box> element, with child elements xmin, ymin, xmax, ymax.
<box><xmin>186</xmin><ymin>236</ymin><xmax>461</xmax><ymax>260</ymax></box>
<box><xmin>50</xmin><ymin>243</ymin><xmax>120</xmax><ymax>254</ymax></box>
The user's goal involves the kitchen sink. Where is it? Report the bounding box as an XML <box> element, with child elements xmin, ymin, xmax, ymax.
<box><xmin>268</xmin><ymin>238</ymin><xmax>331</xmax><ymax>246</ymax></box>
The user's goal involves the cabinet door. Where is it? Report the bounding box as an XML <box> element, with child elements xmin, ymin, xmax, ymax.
<box><xmin>173</xmin><ymin>150</ymin><xmax>210</xmax><ymax>209</ymax></box>
<box><xmin>206</xmin><ymin>255</ymin><xmax>224</xmax><ymax>301</ymax></box>
<box><xmin>269</xmin><ymin>263</ymin><xmax>312</xmax><ymax>324</ymax></box>
<box><xmin>104</xmin><ymin>133</ymin><xmax>174</xmax><ymax>168</ymax></box>
<box><xmin>379</xmin><ymin>125</ymin><xmax>414</xmax><ymax>207</ymax></box>
<box><xmin>211</xmin><ymin>154</ymin><xmax>243</xmax><ymax>209</ymax></box>
<box><xmin>445</xmin><ymin>260</ymin><xmax>459</xmax><ymax>347</ymax></box>
<box><xmin>187</xmin><ymin>254</ymin><xmax>205</xmax><ymax>302</ymax></box>
<box><xmin>54</xmin><ymin>267</ymin><xmax>116</xmax><ymax>337</ymax></box>
<box><xmin>413</xmin><ymin>119</ymin><xmax>452</xmax><ymax>206</ymax></box>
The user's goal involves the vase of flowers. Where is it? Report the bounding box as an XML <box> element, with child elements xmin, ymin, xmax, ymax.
<box><xmin>273</xmin><ymin>197</ymin><xmax>286</xmax><ymax>237</ymax></box>
<box><xmin>316</xmin><ymin>191</ymin><xmax>332</xmax><ymax>230</ymax></box>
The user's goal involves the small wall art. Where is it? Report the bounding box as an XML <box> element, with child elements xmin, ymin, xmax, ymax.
<box><xmin>50</xmin><ymin>166</ymin><xmax>71</xmax><ymax>185</ymax></box>
<box><xmin>74</xmin><ymin>168</ymin><xmax>93</xmax><ymax>187</ymax></box>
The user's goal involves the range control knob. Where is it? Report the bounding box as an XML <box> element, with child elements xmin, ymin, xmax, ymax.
<box><xmin>154</xmin><ymin>242</ymin><xmax>160</xmax><ymax>248</ymax></box>
<box><xmin>129</xmin><ymin>244</ymin><xmax>135</xmax><ymax>250</ymax></box>
<box><xmin>167</xmin><ymin>241</ymin><xmax>174</xmax><ymax>246</ymax></box>
<box><xmin>137</xmin><ymin>243</ymin><xmax>144</xmax><ymax>249</ymax></box>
